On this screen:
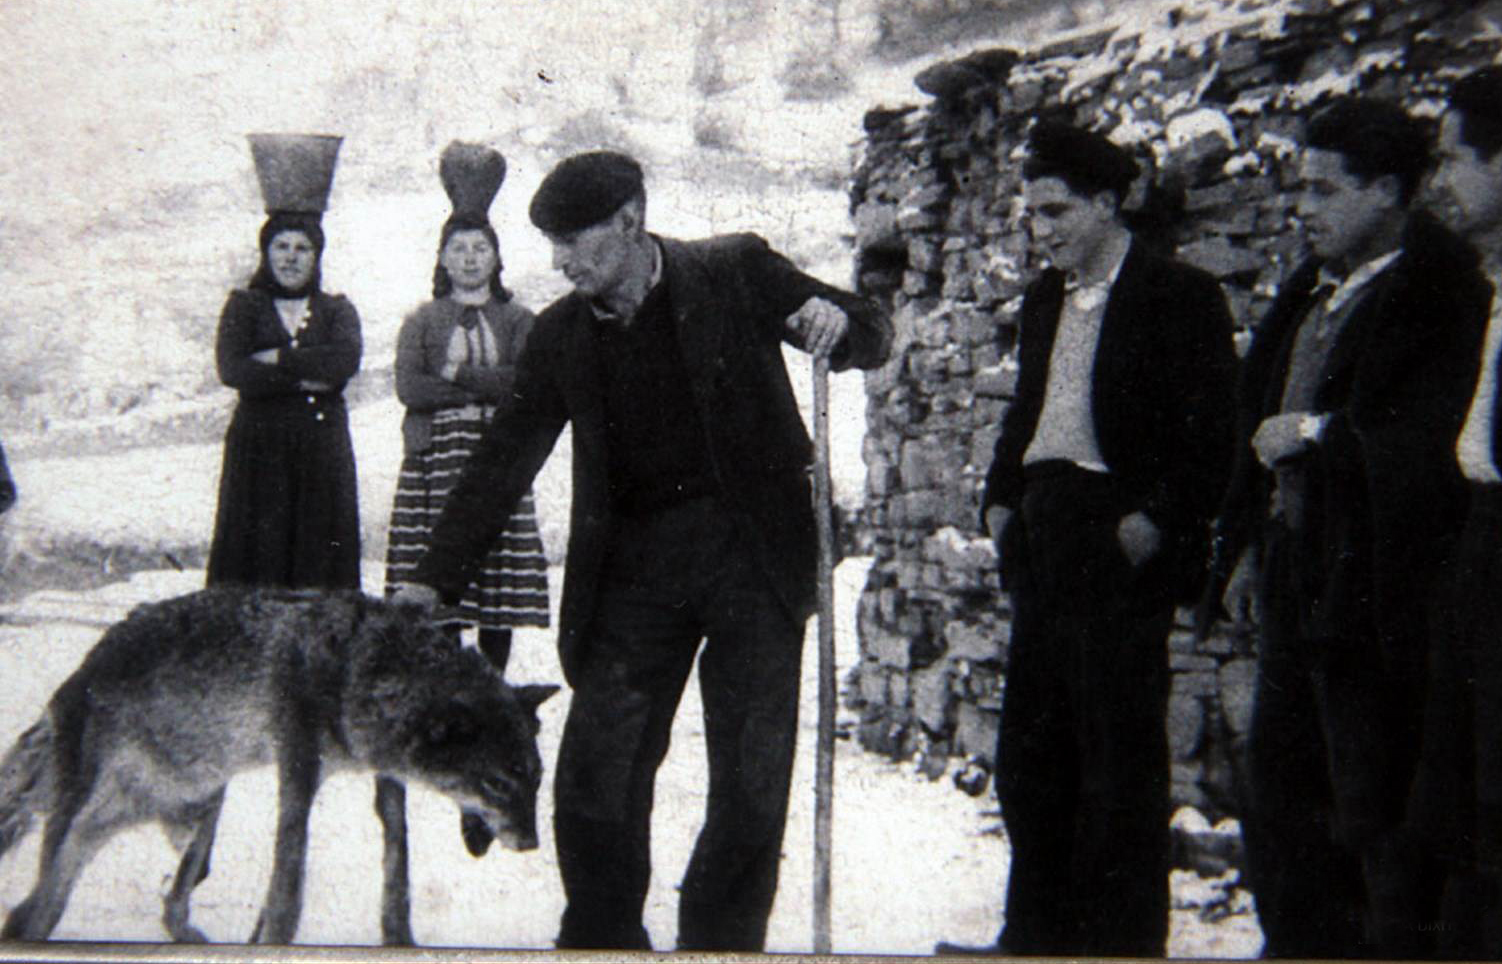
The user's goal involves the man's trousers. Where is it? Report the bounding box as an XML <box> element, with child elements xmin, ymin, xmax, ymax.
<box><xmin>993</xmin><ymin>461</ymin><xmax>1174</xmax><ymax>957</ymax></box>
<box><xmin>1409</xmin><ymin>485</ymin><xmax>1502</xmax><ymax>958</ymax></box>
<box><xmin>551</xmin><ymin>497</ymin><xmax>804</xmax><ymax>952</ymax></box>
<box><xmin>1245</xmin><ymin>526</ymin><xmax>1442</xmax><ymax>958</ymax></box>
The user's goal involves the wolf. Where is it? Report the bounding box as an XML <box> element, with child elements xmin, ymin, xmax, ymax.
<box><xmin>0</xmin><ymin>586</ymin><xmax>557</xmax><ymax>944</ymax></box>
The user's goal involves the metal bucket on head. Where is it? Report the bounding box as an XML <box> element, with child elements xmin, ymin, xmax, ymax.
<box><xmin>247</xmin><ymin>133</ymin><xmax>343</xmax><ymax>214</ymax></box>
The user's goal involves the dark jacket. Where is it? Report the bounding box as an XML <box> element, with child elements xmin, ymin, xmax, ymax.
<box><xmin>208</xmin><ymin>287</ymin><xmax>363</xmax><ymax>590</ymax></box>
<box><xmin>1211</xmin><ymin>214</ymin><xmax>1490</xmax><ymax>646</ymax></box>
<box><xmin>393</xmin><ymin>297</ymin><xmax>536</xmax><ymax>454</ymax></box>
<box><xmin>982</xmin><ymin>240</ymin><xmax>1238</xmax><ymax>603</ymax></box>
<box><xmin>415</xmin><ymin>233</ymin><xmax>892</xmax><ymax>685</ymax></box>
<box><xmin>216</xmin><ymin>288</ymin><xmax>362</xmax><ymax>397</ymax></box>
<box><xmin>0</xmin><ymin>440</ymin><xmax>13</xmax><ymax>515</ymax></box>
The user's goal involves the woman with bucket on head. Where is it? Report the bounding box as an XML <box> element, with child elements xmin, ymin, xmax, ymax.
<box><xmin>174</xmin><ymin>133</ymin><xmax>372</xmax><ymax>945</ymax></box>
<box><xmin>383</xmin><ymin>141</ymin><xmax>550</xmax><ymax>675</ymax></box>
<box><xmin>381</xmin><ymin>141</ymin><xmax>551</xmax><ymax>857</ymax></box>
<box><xmin>207</xmin><ymin>134</ymin><xmax>362</xmax><ymax>591</ymax></box>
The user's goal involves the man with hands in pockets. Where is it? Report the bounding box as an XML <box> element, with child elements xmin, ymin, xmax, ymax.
<box><xmin>958</xmin><ymin>121</ymin><xmax>1235</xmax><ymax>958</ymax></box>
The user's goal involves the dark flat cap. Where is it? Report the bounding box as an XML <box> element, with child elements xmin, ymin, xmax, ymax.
<box><xmin>529</xmin><ymin>150</ymin><xmax>644</xmax><ymax>234</ymax></box>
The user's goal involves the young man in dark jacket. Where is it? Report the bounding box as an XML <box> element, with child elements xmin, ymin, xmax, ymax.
<box><xmin>966</xmin><ymin>121</ymin><xmax>1236</xmax><ymax>957</ymax></box>
<box><xmin>1209</xmin><ymin>97</ymin><xmax>1489</xmax><ymax>958</ymax></box>
<box><xmin>1408</xmin><ymin>66</ymin><xmax>1502</xmax><ymax>959</ymax></box>
<box><xmin>393</xmin><ymin>151</ymin><xmax>891</xmax><ymax>951</ymax></box>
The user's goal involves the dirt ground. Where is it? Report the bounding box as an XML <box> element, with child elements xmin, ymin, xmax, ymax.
<box><xmin>0</xmin><ymin>560</ymin><xmax>1261</xmax><ymax>956</ymax></box>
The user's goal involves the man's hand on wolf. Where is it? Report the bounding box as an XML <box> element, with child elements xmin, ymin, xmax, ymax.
<box><xmin>786</xmin><ymin>296</ymin><xmax>849</xmax><ymax>358</ymax></box>
<box><xmin>389</xmin><ymin>583</ymin><xmax>440</xmax><ymax>611</ymax></box>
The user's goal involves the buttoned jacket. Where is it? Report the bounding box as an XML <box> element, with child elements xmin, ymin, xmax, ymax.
<box><xmin>393</xmin><ymin>297</ymin><xmax>536</xmax><ymax>454</ymax></box>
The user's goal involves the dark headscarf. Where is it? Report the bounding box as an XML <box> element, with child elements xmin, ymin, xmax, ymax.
<box><xmin>248</xmin><ymin>211</ymin><xmax>326</xmax><ymax>299</ymax></box>
<box><xmin>432</xmin><ymin>213</ymin><xmax>511</xmax><ymax>301</ymax></box>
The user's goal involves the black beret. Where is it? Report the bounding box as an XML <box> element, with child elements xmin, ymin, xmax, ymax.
<box><xmin>1452</xmin><ymin>66</ymin><xmax>1502</xmax><ymax>128</ymax></box>
<box><xmin>1023</xmin><ymin>119</ymin><xmax>1139</xmax><ymax>201</ymax></box>
<box><xmin>529</xmin><ymin>150</ymin><xmax>644</xmax><ymax>234</ymax></box>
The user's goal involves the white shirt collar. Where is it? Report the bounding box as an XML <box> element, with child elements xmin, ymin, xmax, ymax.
<box><xmin>1318</xmin><ymin>248</ymin><xmax>1402</xmax><ymax>317</ymax></box>
<box><xmin>1064</xmin><ymin>241</ymin><xmax>1130</xmax><ymax>312</ymax></box>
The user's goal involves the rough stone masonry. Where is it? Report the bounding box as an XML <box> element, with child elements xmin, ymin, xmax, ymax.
<box><xmin>849</xmin><ymin>0</ymin><xmax>1502</xmax><ymax>822</ymax></box>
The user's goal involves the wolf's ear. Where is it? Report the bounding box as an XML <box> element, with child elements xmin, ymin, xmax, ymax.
<box><xmin>514</xmin><ymin>684</ymin><xmax>560</xmax><ymax>713</ymax></box>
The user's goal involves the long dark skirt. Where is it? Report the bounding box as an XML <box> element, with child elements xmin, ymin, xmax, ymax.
<box><xmin>384</xmin><ymin>405</ymin><xmax>550</xmax><ymax>630</ymax></box>
<box><xmin>207</xmin><ymin>394</ymin><xmax>361</xmax><ymax>590</ymax></box>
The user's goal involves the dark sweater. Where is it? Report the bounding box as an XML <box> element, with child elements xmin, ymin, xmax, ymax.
<box><xmin>595</xmin><ymin>277</ymin><xmax>714</xmax><ymax>516</ymax></box>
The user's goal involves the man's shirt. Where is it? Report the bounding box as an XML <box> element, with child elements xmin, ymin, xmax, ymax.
<box><xmin>1022</xmin><ymin>250</ymin><xmax>1129</xmax><ymax>473</ymax></box>
<box><xmin>1273</xmin><ymin>249</ymin><xmax>1401</xmax><ymax>528</ymax></box>
<box><xmin>1456</xmin><ymin>291</ymin><xmax>1502</xmax><ymax>484</ymax></box>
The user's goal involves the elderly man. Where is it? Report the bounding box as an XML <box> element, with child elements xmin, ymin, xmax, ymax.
<box><xmin>394</xmin><ymin>150</ymin><xmax>890</xmax><ymax>951</ymax></box>
<box><xmin>961</xmin><ymin>121</ymin><xmax>1236</xmax><ymax>957</ymax></box>
<box><xmin>1409</xmin><ymin>66</ymin><xmax>1502</xmax><ymax>959</ymax></box>
<box><xmin>1211</xmin><ymin>97</ymin><xmax>1488</xmax><ymax>958</ymax></box>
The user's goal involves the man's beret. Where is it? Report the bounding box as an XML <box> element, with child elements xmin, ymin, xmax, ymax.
<box><xmin>1452</xmin><ymin>66</ymin><xmax>1502</xmax><ymax>128</ymax></box>
<box><xmin>529</xmin><ymin>150</ymin><xmax>644</xmax><ymax>234</ymax></box>
<box><xmin>1023</xmin><ymin>120</ymin><xmax>1139</xmax><ymax>200</ymax></box>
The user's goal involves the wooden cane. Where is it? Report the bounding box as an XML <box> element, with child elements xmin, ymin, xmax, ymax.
<box><xmin>812</xmin><ymin>353</ymin><xmax>836</xmax><ymax>955</ymax></box>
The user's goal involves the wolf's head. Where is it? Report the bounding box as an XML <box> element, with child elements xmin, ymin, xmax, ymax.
<box><xmin>346</xmin><ymin>602</ymin><xmax>559</xmax><ymax>852</ymax></box>
<box><xmin>405</xmin><ymin>670</ymin><xmax>558</xmax><ymax>852</ymax></box>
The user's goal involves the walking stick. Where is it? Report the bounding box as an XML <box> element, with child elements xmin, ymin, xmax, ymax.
<box><xmin>812</xmin><ymin>353</ymin><xmax>836</xmax><ymax>954</ymax></box>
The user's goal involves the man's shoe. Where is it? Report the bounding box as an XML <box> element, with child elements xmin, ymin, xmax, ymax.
<box><xmin>933</xmin><ymin>938</ymin><xmax>1005</xmax><ymax>956</ymax></box>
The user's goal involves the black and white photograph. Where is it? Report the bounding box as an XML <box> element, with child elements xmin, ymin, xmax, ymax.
<box><xmin>1</xmin><ymin>0</ymin><xmax>1501</xmax><ymax>958</ymax></box>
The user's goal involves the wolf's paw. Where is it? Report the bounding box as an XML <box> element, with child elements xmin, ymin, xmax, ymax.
<box><xmin>169</xmin><ymin>923</ymin><xmax>210</xmax><ymax>943</ymax></box>
<box><xmin>381</xmin><ymin>922</ymin><xmax>416</xmax><ymax>946</ymax></box>
<box><xmin>1</xmin><ymin>900</ymin><xmax>35</xmax><ymax>940</ymax></box>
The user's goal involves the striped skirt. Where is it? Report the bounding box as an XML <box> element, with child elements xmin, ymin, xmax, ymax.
<box><xmin>384</xmin><ymin>404</ymin><xmax>551</xmax><ymax>629</ymax></box>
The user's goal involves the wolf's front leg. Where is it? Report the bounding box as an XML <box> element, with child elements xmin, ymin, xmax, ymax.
<box><xmin>252</xmin><ymin>734</ymin><xmax>320</xmax><ymax>944</ymax></box>
<box><xmin>374</xmin><ymin>774</ymin><xmax>415</xmax><ymax>945</ymax></box>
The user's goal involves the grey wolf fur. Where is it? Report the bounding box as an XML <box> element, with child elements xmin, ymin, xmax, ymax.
<box><xmin>0</xmin><ymin>587</ymin><xmax>557</xmax><ymax>944</ymax></box>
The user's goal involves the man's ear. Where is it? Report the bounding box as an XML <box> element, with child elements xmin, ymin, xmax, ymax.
<box><xmin>515</xmin><ymin>684</ymin><xmax>561</xmax><ymax>713</ymax></box>
<box><xmin>618</xmin><ymin>196</ymin><xmax>646</xmax><ymax>235</ymax></box>
<box><xmin>1090</xmin><ymin>189</ymin><xmax>1121</xmax><ymax>220</ymax></box>
<box><xmin>1369</xmin><ymin>172</ymin><xmax>1404</xmax><ymax>206</ymax></box>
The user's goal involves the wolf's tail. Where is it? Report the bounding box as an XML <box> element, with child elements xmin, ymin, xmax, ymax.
<box><xmin>0</xmin><ymin>716</ymin><xmax>53</xmax><ymax>859</ymax></box>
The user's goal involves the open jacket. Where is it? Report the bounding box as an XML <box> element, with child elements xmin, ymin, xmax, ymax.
<box><xmin>1210</xmin><ymin>214</ymin><xmax>1490</xmax><ymax>645</ymax></box>
<box><xmin>982</xmin><ymin>240</ymin><xmax>1238</xmax><ymax>603</ymax></box>
<box><xmin>415</xmin><ymin>233</ymin><xmax>892</xmax><ymax>685</ymax></box>
<box><xmin>393</xmin><ymin>297</ymin><xmax>537</xmax><ymax>454</ymax></box>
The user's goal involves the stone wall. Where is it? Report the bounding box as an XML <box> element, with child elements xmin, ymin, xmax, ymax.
<box><xmin>849</xmin><ymin>0</ymin><xmax>1502</xmax><ymax>818</ymax></box>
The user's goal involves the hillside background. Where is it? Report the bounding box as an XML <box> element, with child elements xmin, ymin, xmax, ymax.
<box><xmin>0</xmin><ymin>0</ymin><xmax>1145</xmax><ymax>577</ymax></box>
<box><xmin>2</xmin><ymin>0</ymin><xmax>1130</xmax><ymax>442</ymax></box>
